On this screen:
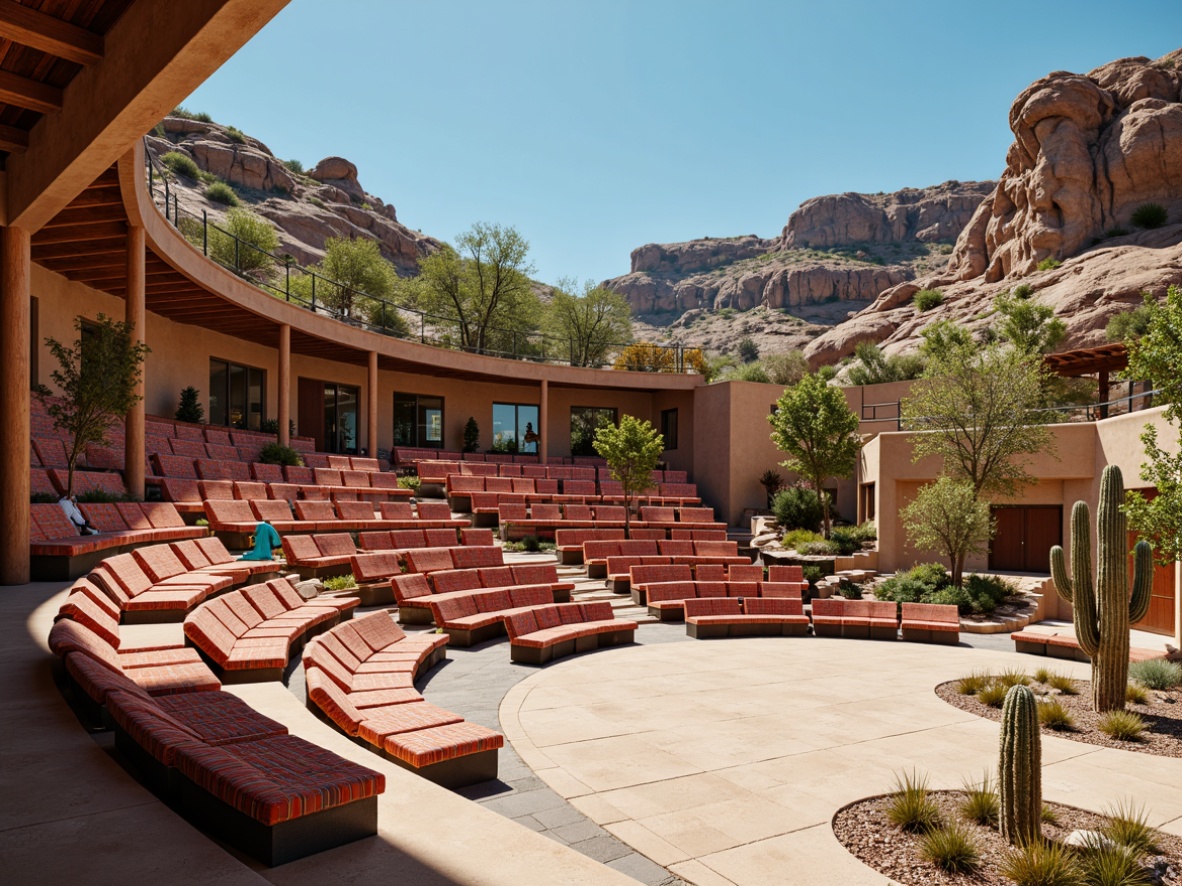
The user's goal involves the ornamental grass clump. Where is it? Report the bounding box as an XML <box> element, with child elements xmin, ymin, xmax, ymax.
<box><xmin>1037</xmin><ymin>699</ymin><xmax>1075</xmax><ymax>731</ymax></box>
<box><xmin>1098</xmin><ymin>710</ymin><xmax>1146</xmax><ymax>741</ymax></box>
<box><xmin>999</xmin><ymin>840</ymin><xmax>1082</xmax><ymax>886</ymax></box>
<box><xmin>919</xmin><ymin>822</ymin><xmax>981</xmax><ymax>874</ymax></box>
<box><xmin>957</xmin><ymin>670</ymin><xmax>992</xmax><ymax>695</ymax></box>
<box><xmin>997</xmin><ymin>668</ymin><xmax>1033</xmax><ymax>690</ymax></box>
<box><xmin>978</xmin><ymin>683</ymin><xmax>1008</xmax><ymax>708</ymax></box>
<box><xmin>1101</xmin><ymin>802</ymin><xmax>1161</xmax><ymax>856</ymax></box>
<box><xmin>959</xmin><ymin>773</ymin><xmax>999</xmax><ymax>827</ymax></box>
<box><xmin>886</xmin><ymin>770</ymin><xmax>942</xmax><ymax>834</ymax></box>
<box><xmin>1125</xmin><ymin>683</ymin><xmax>1150</xmax><ymax>706</ymax></box>
<box><xmin>1128</xmin><ymin>659</ymin><xmax>1182</xmax><ymax>690</ymax></box>
<box><xmin>999</xmin><ymin>684</ymin><xmax>1041</xmax><ymax>845</ymax></box>
<box><xmin>1050</xmin><ymin>465</ymin><xmax>1153</xmax><ymax>712</ymax></box>
<box><xmin>1046</xmin><ymin>672</ymin><xmax>1080</xmax><ymax>695</ymax></box>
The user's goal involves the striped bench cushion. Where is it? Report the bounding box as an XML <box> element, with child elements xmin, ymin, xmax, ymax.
<box><xmin>383</xmin><ymin>721</ymin><xmax>504</xmax><ymax>768</ymax></box>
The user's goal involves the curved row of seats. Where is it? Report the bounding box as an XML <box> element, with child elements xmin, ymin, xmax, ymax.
<box><xmin>205</xmin><ymin>498</ymin><xmax>465</xmax><ymax>536</ymax></box>
<box><xmin>646</xmin><ymin>579</ymin><xmax>812</xmax><ymax>620</ymax></box>
<box><xmin>49</xmin><ymin>577</ymin><xmax>384</xmax><ymax>866</ymax></box>
<box><xmin>391</xmin><ymin>561</ymin><xmax>572</xmax><ymax>627</ymax></box>
<box><xmin>586</xmin><ymin>538</ymin><xmax>746</xmax><ymax>580</ymax></box>
<box><xmin>183</xmin><ymin>578</ymin><xmax>358</xmax><ymax>681</ymax></box>
<box><xmin>282</xmin><ymin>527</ymin><xmax>493</xmax><ymax>578</ymax></box>
<box><xmin>629</xmin><ymin>564</ymin><xmax>808</xmax><ymax>605</ymax></box>
<box><xmin>304</xmin><ymin>611</ymin><xmax>503</xmax><ymax>788</ymax></box>
<box><xmin>505</xmin><ymin>601</ymin><xmax>638</xmax><ymax>665</ymax></box>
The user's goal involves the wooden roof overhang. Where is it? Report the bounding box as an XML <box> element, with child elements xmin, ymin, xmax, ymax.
<box><xmin>1042</xmin><ymin>344</ymin><xmax>1129</xmax><ymax>378</ymax></box>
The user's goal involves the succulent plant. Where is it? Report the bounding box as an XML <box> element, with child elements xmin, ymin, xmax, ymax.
<box><xmin>1050</xmin><ymin>465</ymin><xmax>1153</xmax><ymax>712</ymax></box>
<box><xmin>999</xmin><ymin>684</ymin><xmax>1041</xmax><ymax>845</ymax></box>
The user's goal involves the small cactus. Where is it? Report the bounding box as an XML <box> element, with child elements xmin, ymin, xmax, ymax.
<box><xmin>999</xmin><ymin>684</ymin><xmax>1041</xmax><ymax>845</ymax></box>
<box><xmin>1050</xmin><ymin>465</ymin><xmax>1153</xmax><ymax>712</ymax></box>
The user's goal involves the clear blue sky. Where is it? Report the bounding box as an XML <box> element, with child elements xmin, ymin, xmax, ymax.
<box><xmin>183</xmin><ymin>0</ymin><xmax>1182</xmax><ymax>287</ymax></box>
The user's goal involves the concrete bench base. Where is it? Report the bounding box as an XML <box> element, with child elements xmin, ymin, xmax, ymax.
<box><xmin>381</xmin><ymin>746</ymin><xmax>499</xmax><ymax>790</ymax></box>
<box><xmin>178</xmin><ymin>773</ymin><xmax>378</xmax><ymax>867</ymax></box>
<box><xmin>901</xmin><ymin>627</ymin><xmax>959</xmax><ymax>645</ymax></box>
<box><xmin>687</xmin><ymin>621</ymin><xmax>808</xmax><ymax>639</ymax></box>
<box><xmin>353</xmin><ymin>581</ymin><xmax>395</xmax><ymax>607</ymax></box>
<box><xmin>396</xmin><ymin>605</ymin><xmax>435</xmax><ymax>626</ymax></box>
<box><xmin>510</xmin><ymin>628</ymin><xmax>635</xmax><ymax>665</ymax></box>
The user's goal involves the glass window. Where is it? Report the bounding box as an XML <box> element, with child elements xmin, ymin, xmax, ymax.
<box><xmin>570</xmin><ymin>406</ymin><xmax>616</xmax><ymax>457</ymax></box>
<box><xmin>661</xmin><ymin>408</ymin><xmax>678</xmax><ymax>450</ymax></box>
<box><xmin>323</xmin><ymin>383</ymin><xmax>360</xmax><ymax>454</ymax></box>
<box><xmin>393</xmin><ymin>393</ymin><xmax>444</xmax><ymax>449</ymax></box>
<box><xmin>209</xmin><ymin>358</ymin><xmax>265</xmax><ymax>429</ymax></box>
<box><xmin>493</xmin><ymin>403</ymin><xmax>540</xmax><ymax>454</ymax></box>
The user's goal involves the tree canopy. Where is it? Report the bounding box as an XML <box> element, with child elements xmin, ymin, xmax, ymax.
<box><xmin>902</xmin><ymin>324</ymin><xmax>1053</xmax><ymax>499</ymax></box>
<box><xmin>902</xmin><ymin>478</ymin><xmax>994</xmax><ymax>588</ymax></box>
<box><xmin>410</xmin><ymin>222</ymin><xmax>540</xmax><ymax>354</ymax></box>
<box><xmin>37</xmin><ymin>314</ymin><xmax>150</xmax><ymax>498</ymax></box>
<box><xmin>546</xmin><ymin>278</ymin><xmax>632</xmax><ymax>367</ymax></box>
<box><xmin>291</xmin><ymin>236</ymin><xmax>407</xmax><ymax>335</ymax></box>
<box><xmin>994</xmin><ymin>288</ymin><xmax>1066</xmax><ymax>356</ymax></box>
<box><xmin>768</xmin><ymin>373</ymin><xmax>861</xmax><ymax>536</ymax></box>
<box><xmin>593</xmin><ymin>414</ymin><xmax>664</xmax><ymax>537</ymax></box>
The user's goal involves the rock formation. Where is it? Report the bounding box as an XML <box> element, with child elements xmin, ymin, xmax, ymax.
<box><xmin>148</xmin><ymin>117</ymin><xmax>439</xmax><ymax>273</ymax></box>
<box><xmin>804</xmin><ymin>47</ymin><xmax>1182</xmax><ymax>366</ymax></box>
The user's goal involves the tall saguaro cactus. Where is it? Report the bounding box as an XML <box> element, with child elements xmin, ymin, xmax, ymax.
<box><xmin>1050</xmin><ymin>465</ymin><xmax>1153</xmax><ymax>712</ymax></box>
<box><xmin>999</xmin><ymin>684</ymin><xmax>1041</xmax><ymax>845</ymax></box>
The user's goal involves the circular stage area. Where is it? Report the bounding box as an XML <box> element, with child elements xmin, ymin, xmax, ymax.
<box><xmin>500</xmin><ymin>638</ymin><xmax>1182</xmax><ymax>886</ymax></box>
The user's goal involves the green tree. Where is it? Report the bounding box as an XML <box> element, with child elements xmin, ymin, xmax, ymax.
<box><xmin>1106</xmin><ymin>293</ymin><xmax>1156</xmax><ymax>342</ymax></box>
<box><xmin>902</xmin><ymin>478</ymin><xmax>994</xmax><ymax>588</ymax></box>
<box><xmin>1123</xmin><ymin>285</ymin><xmax>1182</xmax><ymax>564</ymax></box>
<box><xmin>768</xmin><ymin>373</ymin><xmax>861</xmax><ymax>537</ymax></box>
<box><xmin>994</xmin><ymin>290</ymin><xmax>1066</xmax><ymax>356</ymax></box>
<box><xmin>762</xmin><ymin>351</ymin><xmax>810</xmax><ymax>386</ymax></box>
<box><xmin>902</xmin><ymin>332</ymin><xmax>1053</xmax><ymax>499</ymax></box>
<box><xmin>209</xmin><ymin>207</ymin><xmax>279</xmax><ymax>277</ymax></box>
<box><xmin>463</xmin><ymin>416</ymin><xmax>480</xmax><ymax>453</ymax></box>
<box><xmin>546</xmin><ymin>278</ymin><xmax>632</xmax><ymax>367</ymax></box>
<box><xmin>36</xmin><ymin>315</ymin><xmax>150</xmax><ymax>498</ymax></box>
<box><xmin>175</xmin><ymin>386</ymin><xmax>203</xmax><ymax>424</ymax></box>
<box><xmin>411</xmin><ymin>222</ymin><xmax>540</xmax><ymax>354</ymax></box>
<box><xmin>592</xmin><ymin>414</ymin><xmax>664</xmax><ymax>538</ymax></box>
<box><xmin>293</xmin><ymin>237</ymin><xmax>407</xmax><ymax>336</ymax></box>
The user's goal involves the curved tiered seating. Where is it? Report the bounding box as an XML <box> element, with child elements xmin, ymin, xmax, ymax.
<box><xmin>555</xmin><ymin>528</ymin><xmax>625</xmax><ymax>565</ymax></box>
<box><xmin>504</xmin><ymin>601</ymin><xmax>637</xmax><ymax>665</ymax></box>
<box><xmin>645</xmin><ymin>579</ymin><xmax>805</xmax><ymax>621</ymax></box>
<box><xmin>810</xmin><ymin>598</ymin><xmax>899</xmax><ymax>640</ymax></box>
<box><xmin>684</xmin><ymin>597</ymin><xmax>811</xmax><ymax>638</ymax></box>
<box><xmin>183</xmin><ymin>579</ymin><xmax>358</xmax><ymax>681</ymax></box>
<box><xmin>428</xmin><ymin>585</ymin><xmax>556</xmax><ymax>647</ymax></box>
<box><xmin>391</xmin><ymin>562</ymin><xmax>572</xmax><ymax>626</ymax></box>
<box><xmin>304</xmin><ymin>611</ymin><xmax>502</xmax><ymax>787</ymax></box>
<box><xmin>89</xmin><ymin>551</ymin><xmax>234</xmax><ymax>624</ymax></box>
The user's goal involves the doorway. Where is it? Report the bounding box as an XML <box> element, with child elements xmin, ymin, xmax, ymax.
<box><xmin>989</xmin><ymin>506</ymin><xmax>1062</xmax><ymax>573</ymax></box>
<box><xmin>298</xmin><ymin>379</ymin><xmax>360</xmax><ymax>454</ymax></box>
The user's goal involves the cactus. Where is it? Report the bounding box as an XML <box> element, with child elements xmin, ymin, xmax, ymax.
<box><xmin>1050</xmin><ymin>464</ymin><xmax>1153</xmax><ymax>712</ymax></box>
<box><xmin>999</xmin><ymin>684</ymin><xmax>1041</xmax><ymax>845</ymax></box>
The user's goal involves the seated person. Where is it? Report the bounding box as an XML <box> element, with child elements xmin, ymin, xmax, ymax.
<box><xmin>240</xmin><ymin>521</ymin><xmax>280</xmax><ymax>561</ymax></box>
<box><xmin>58</xmin><ymin>495</ymin><xmax>99</xmax><ymax>535</ymax></box>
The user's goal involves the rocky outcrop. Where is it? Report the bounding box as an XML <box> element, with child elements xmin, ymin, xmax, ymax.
<box><xmin>149</xmin><ymin>117</ymin><xmax>438</xmax><ymax>272</ymax></box>
<box><xmin>779</xmin><ymin>181</ymin><xmax>995</xmax><ymax>250</ymax></box>
<box><xmin>804</xmin><ymin>48</ymin><xmax>1182</xmax><ymax>366</ymax></box>
<box><xmin>630</xmin><ymin>236</ymin><xmax>775</xmax><ymax>274</ymax></box>
<box><xmin>951</xmin><ymin>50</ymin><xmax>1182</xmax><ymax>282</ymax></box>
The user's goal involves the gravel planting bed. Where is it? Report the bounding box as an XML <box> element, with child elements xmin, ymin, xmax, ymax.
<box><xmin>936</xmin><ymin>675</ymin><xmax>1182</xmax><ymax>757</ymax></box>
<box><xmin>833</xmin><ymin>790</ymin><xmax>1182</xmax><ymax>885</ymax></box>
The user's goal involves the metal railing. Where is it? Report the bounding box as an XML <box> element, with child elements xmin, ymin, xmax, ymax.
<box><xmin>145</xmin><ymin>142</ymin><xmax>702</xmax><ymax>373</ymax></box>
<box><xmin>867</xmin><ymin>386</ymin><xmax>1161</xmax><ymax>431</ymax></box>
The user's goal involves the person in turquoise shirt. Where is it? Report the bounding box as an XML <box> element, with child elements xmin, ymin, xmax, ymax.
<box><xmin>240</xmin><ymin>521</ymin><xmax>281</xmax><ymax>560</ymax></box>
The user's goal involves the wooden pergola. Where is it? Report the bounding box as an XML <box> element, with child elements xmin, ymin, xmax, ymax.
<box><xmin>1042</xmin><ymin>343</ymin><xmax>1130</xmax><ymax>419</ymax></box>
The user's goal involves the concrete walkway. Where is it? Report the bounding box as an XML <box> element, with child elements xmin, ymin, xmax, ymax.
<box><xmin>501</xmin><ymin>637</ymin><xmax>1182</xmax><ymax>886</ymax></box>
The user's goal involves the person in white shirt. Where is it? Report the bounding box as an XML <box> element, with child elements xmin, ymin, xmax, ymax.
<box><xmin>58</xmin><ymin>495</ymin><xmax>99</xmax><ymax>535</ymax></box>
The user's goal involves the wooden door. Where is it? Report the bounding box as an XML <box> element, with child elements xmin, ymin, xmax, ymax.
<box><xmin>297</xmin><ymin>378</ymin><xmax>325</xmax><ymax>452</ymax></box>
<box><xmin>989</xmin><ymin>506</ymin><xmax>1062</xmax><ymax>573</ymax></box>
<box><xmin>1128</xmin><ymin>489</ymin><xmax>1177</xmax><ymax>635</ymax></box>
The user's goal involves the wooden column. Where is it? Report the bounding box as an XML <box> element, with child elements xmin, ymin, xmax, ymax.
<box><xmin>277</xmin><ymin>324</ymin><xmax>291</xmax><ymax>446</ymax></box>
<box><xmin>367</xmin><ymin>350</ymin><xmax>378</xmax><ymax>458</ymax></box>
<box><xmin>0</xmin><ymin>226</ymin><xmax>31</xmax><ymax>584</ymax></box>
<box><xmin>1098</xmin><ymin>370</ymin><xmax>1110</xmax><ymax>420</ymax></box>
<box><xmin>539</xmin><ymin>378</ymin><xmax>549</xmax><ymax>465</ymax></box>
<box><xmin>124</xmin><ymin>225</ymin><xmax>146</xmax><ymax>500</ymax></box>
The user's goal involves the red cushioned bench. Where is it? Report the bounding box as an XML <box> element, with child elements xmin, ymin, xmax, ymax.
<box><xmin>645</xmin><ymin>579</ymin><xmax>803</xmax><ymax>621</ymax></box>
<box><xmin>505</xmin><ymin>601</ymin><xmax>638</xmax><ymax>665</ymax></box>
<box><xmin>183</xmin><ymin>578</ymin><xmax>357</xmax><ymax>681</ymax></box>
<box><xmin>392</xmin><ymin>563</ymin><xmax>572</xmax><ymax>626</ymax></box>
<box><xmin>428</xmin><ymin>585</ymin><xmax>556</xmax><ymax>646</ymax></box>
<box><xmin>900</xmin><ymin>602</ymin><xmax>960</xmax><ymax>645</ymax></box>
<box><xmin>304</xmin><ymin>611</ymin><xmax>502</xmax><ymax>787</ymax></box>
<box><xmin>89</xmin><ymin>551</ymin><xmax>234</xmax><ymax>624</ymax></box>
<box><xmin>684</xmin><ymin>596</ymin><xmax>810</xmax><ymax>638</ymax></box>
<box><xmin>281</xmin><ymin>533</ymin><xmax>359</xmax><ymax>580</ymax></box>
<box><xmin>556</xmin><ymin>528</ymin><xmax>625</xmax><ymax>565</ymax></box>
<box><xmin>811</xmin><ymin>598</ymin><xmax>899</xmax><ymax>640</ymax></box>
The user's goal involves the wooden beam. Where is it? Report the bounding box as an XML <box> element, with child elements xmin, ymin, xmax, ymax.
<box><xmin>0</xmin><ymin>123</ymin><xmax>28</xmax><ymax>153</ymax></box>
<box><xmin>33</xmin><ymin>236</ymin><xmax>126</xmax><ymax>259</ymax></box>
<box><xmin>0</xmin><ymin>70</ymin><xmax>63</xmax><ymax>114</ymax></box>
<box><xmin>32</xmin><ymin>221</ymin><xmax>126</xmax><ymax>243</ymax></box>
<box><xmin>39</xmin><ymin>204</ymin><xmax>127</xmax><ymax>228</ymax></box>
<box><xmin>0</xmin><ymin>3</ymin><xmax>104</xmax><ymax>65</ymax></box>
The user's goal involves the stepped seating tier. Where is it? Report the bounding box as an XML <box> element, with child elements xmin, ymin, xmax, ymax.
<box><xmin>684</xmin><ymin>597</ymin><xmax>811</xmax><ymax>638</ymax></box>
<box><xmin>391</xmin><ymin>562</ymin><xmax>572</xmax><ymax>626</ymax></box>
<box><xmin>504</xmin><ymin>601</ymin><xmax>637</xmax><ymax>665</ymax></box>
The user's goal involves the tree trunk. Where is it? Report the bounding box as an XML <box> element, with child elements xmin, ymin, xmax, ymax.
<box><xmin>623</xmin><ymin>494</ymin><xmax>631</xmax><ymax>540</ymax></box>
<box><xmin>817</xmin><ymin>480</ymin><xmax>830</xmax><ymax>538</ymax></box>
<box><xmin>952</xmin><ymin>553</ymin><xmax>964</xmax><ymax>589</ymax></box>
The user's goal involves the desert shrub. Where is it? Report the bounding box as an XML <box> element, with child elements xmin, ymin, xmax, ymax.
<box><xmin>1125</xmin><ymin>683</ymin><xmax>1150</xmax><ymax>705</ymax></box>
<box><xmin>836</xmin><ymin>578</ymin><xmax>862</xmax><ymax>599</ymax></box>
<box><xmin>397</xmin><ymin>475</ymin><xmax>420</xmax><ymax>491</ymax></box>
<box><xmin>762</xmin><ymin>351</ymin><xmax>809</xmax><ymax>386</ymax></box>
<box><xmin>209</xmin><ymin>208</ymin><xmax>279</xmax><ymax>275</ymax></box>
<box><xmin>1034</xmin><ymin>667</ymin><xmax>1052</xmax><ymax>684</ymax></box>
<box><xmin>1042</xmin><ymin>804</ymin><xmax>1059</xmax><ymax>824</ymax></box>
<box><xmin>1106</xmin><ymin>294</ymin><xmax>1157</xmax><ymax>343</ymax></box>
<box><xmin>1098</xmin><ymin>710</ymin><xmax>1146</xmax><ymax>741</ymax></box>
<box><xmin>1037</xmin><ymin>257</ymin><xmax>1062</xmax><ymax>271</ymax></box>
<box><xmin>258</xmin><ymin>443</ymin><xmax>303</xmax><ymax>466</ymax></box>
<box><xmin>322</xmin><ymin>574</ymin><xmax>357</xmax><ymax>591</ymax></box>
<box><xmin>801</xmin><ymin>565</ymin><xmax>822</xmax><ymax>589</ymax></box>
<box><xmin>999</xmin><ymin>840</ymin><xmax>1082</xmax><ymax>886</ymax></box>
<box><xmin>928</xmin><ymin>584</ymin><xmax>973</xmax><ymax>613</ymax></box>
<box><xmin>161</xmin><ymin>151</ymin><xmax>199</xmax><ymax>179</ymax></box>
<box><xmin>724</xmin><ymin>361</ymin><xmax>770</xmax><ymax>383</ymax></box>
<box><xmin>956</xmin><ymin>671</ymin><xmax>991</xmax><ymax>695</ymax></box>
<box><xmin>520</xmin><ymin>535</ymin><xmax>542</xmax><ymax>553</ymax></box>
<box><xmin>1106</xmin><ymin>226</ymin><xmax>1130</xmax><ymax>238</ymax></box>
<box><xmin>205</xmin><ymin>181</ymin><xmax>239</xmax><ymax>206</ymax></box>
<box><xmin>914</xmin><ymin>289</ymin><xmax>944</xmax><ymax>312</ymax></box>
<box><xmin>308</xmin><ymin>196</ymin><xmax>326</xmax><ymax>209</ymax></box>
<box><xmin>876</xmin><ymin>563</ymin><xmax>951</xmax><ymax>604</ymax></box>
<box><xmin>959</xmin><ymin>774</ymin><xmax>999</xmax><ymax>827</ymax></box>
<box><xmin>828</xmin><ymin>527</ymin><xmax>861</xmax><ymax>556</ymax></box>
<box><xmin>1128</xmin><ymin>658</ymin><xmax>1182</xmax><ymax>690</ymax></box>
<box><xmin>771</xmin><ymin>486</ymin><xmax>825</xmax><ymax>533</ymax></box>
<box><xmin>886</xmin><ymin>771</ymin><xmax>942</xmax><ymax>834</ymax></box>
<box><xmin>283</xmin><ymin>158</ymin><xmax>305</xmax><ymax>175</ymax></box>
<box><xmin>798</xmin><ymin>540</ymin><xmax>839</xmax><ymax>556</ymax></box>
<box><xmin>224</xmin><ymin>126</ymin><xmax>247</xmax><ymax>144</ymax></box>
<box><xmin>1131</xmin><ymin>202</ymin><xmax>1168</xmax><ymax>229</ymax></box>
<box><xmin>737</xmin><ymin>337</ymin><xmax>759</xmax><ymax>363</ymax></box>
<box><xmin>977</xmin><ymin>683</ymin><xmax>1007</xmax><ymax>707</ymax></box>
<box><xmin>1102</xmin><ymin>801</ymin><xmax>1161</xmax><ymax>855</ymax></box>
<box><xmin>1013</xmin><ymin>284</ymin><xmax>1035</xmax><ymax>299</ymax></box>
<box><xmin>960</xmin><ymin>573</ymin><xmax>1017</xmax><ymax>614</ymax></box>
<box><xmin>781</xmin><ymin>528</ymin><xmax>826</xmax><ymax>550</ymax></box>
<box><xmin>1037</xmin><ymin>699</ymin><xmax>1075</xmax><ymax>731</ymax></box>
<box><xmin>919</xmin><ymin>822</ymin><xmax>980</xmax><ymax>874</ymax></box>
<box><xmin>850</xmin><ymin>520</ymin><xmax>876</xmax><ymax>542</ymax></box>
<box><xmin>1079</xmin><ymin>844</ymin><xmax>1151</xmax><ymax>886</ymax></box>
